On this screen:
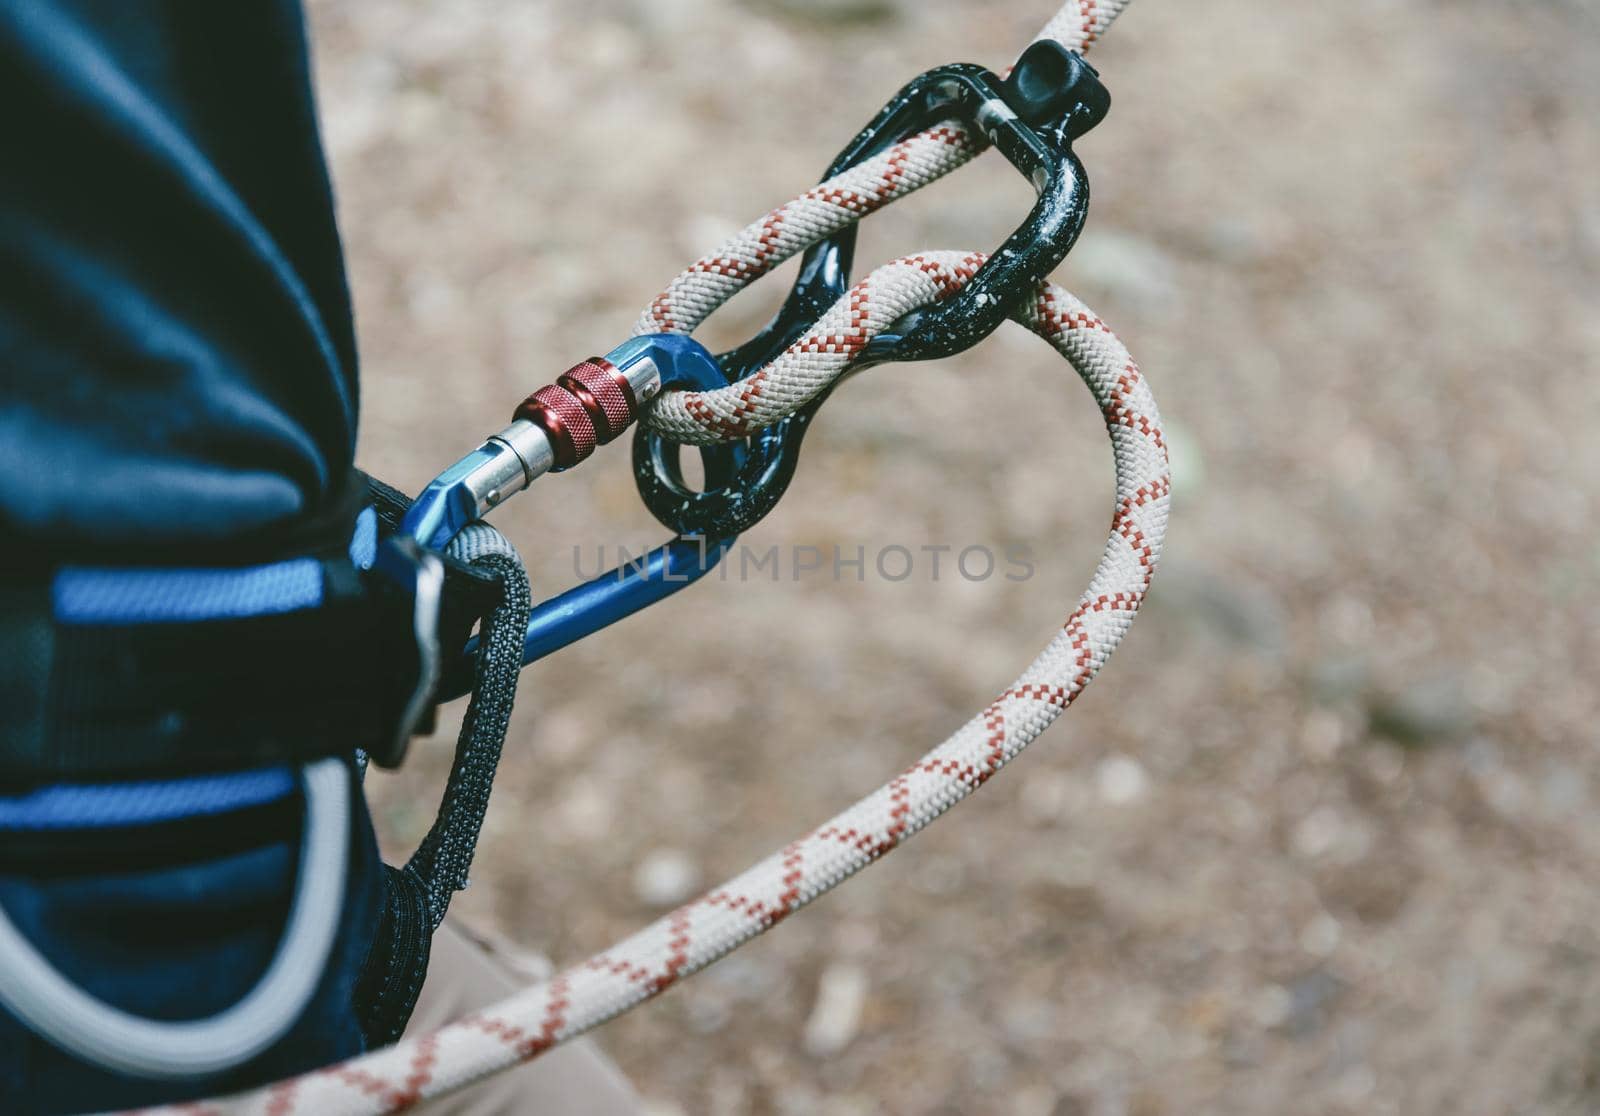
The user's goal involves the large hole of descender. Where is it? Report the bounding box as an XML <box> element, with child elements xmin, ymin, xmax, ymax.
<box><xmin>648</xmin><ymin>430</ymin><xmax>711</xmax><ymax>497</ymax></box>
<box><xmin>670</xmin><ymin>443</ymin><xmax>708</xmax><ymax>491</ymax></box>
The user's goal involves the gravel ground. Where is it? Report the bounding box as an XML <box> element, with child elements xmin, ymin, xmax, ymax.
<box><xmin>307</xmin><ymin>1</ymin><xmax>1600</xmax><ymax>1112</ymax></box>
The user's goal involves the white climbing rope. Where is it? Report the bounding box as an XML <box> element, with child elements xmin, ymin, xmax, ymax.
<box><xmin>141</xmin><ymin>3</ymin><xmax>1156</xmax><ymax>1111</ymax></box>
<box><xmin>154</xmin><ymin>263</ymin><xmax>1167</xmax><ymax>1115</ymax></box>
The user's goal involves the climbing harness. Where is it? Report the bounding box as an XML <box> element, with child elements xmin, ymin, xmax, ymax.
<box><xmin>1</xmin><ymin>0</ymin><xmax>1166</xmax><ymax>1109</ymax></box>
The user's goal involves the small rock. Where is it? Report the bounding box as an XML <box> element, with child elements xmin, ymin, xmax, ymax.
<box><xmin>1202</xmin><ymin>215</ymin><xmax>1275</xmax><ymax>266</ymax></box>
<box><xmin>554</xmin><ymin>778</ymin><xmax>614</xmax><ymax>843</ymax></box>
<box><xmin>1253</xmin><ymin>984</ymin><xmax>1293</xmax><ymax>1029</ymax></box>
<box><xmin>1068</xmin><ymin>227</ymin><xmax>1181</xmax><ymax>310</ymax></box>
<box><xmin>1095</xmin><ymin>754</ymin><xmax>1150</xmax><ymax>806</ymax></box>
<box><xmin>1368</xmin><ymin>672</ymin><xmax>1476</xmax><ymax>746</ymax></box>
<box><xmin>677</xmin><ymin>212</ymin><xmax>739</xmax><ymax>258</ymax></box>
<box><xmin>685</xmin><ymin>995</ymin><xmax>732</xmax><ymax>1036</ymax></box>
<box><xmin>1158</xmin><ymin>564</ymin><xmax>1288</xmax><ymax>656</ymax></box>
<box><xmin>744</xmin><ymin>0</ymin><xmax>901</xmax><ymax>27</ymax></box>
<box><xmin>1542</xmin><ymin>764</ymin><xmax>1586</xmax><ymax>815</ymax></box>
<box><xmin>1020</xmin><ymin>770</ymin><xmax>1084</xmax><ymax>825</ymax></box>
<box><xmin>704</xmin><ymin>955</ymin><xmax>780</xmax><ymax>1003</ymax></box>
<box><xmin>833</xmin><ymin>920</ymin><xmax>878</xmax><ymax>957</ymax></box>
<box><xmin>1164</xmin><ymin>419</ymin><xmax>1206</xmax><ymax>497</ymax></box>
<box><xmin>1009</xmin><ymin>1085</ymin><xmax>1060</xmax><ymax>1116</ymax></box>
<box><xmin>1001</xmin><ymin>998</ymin><xmax>1058</xmax><ymax>1043</ymax></box>
<box><xmin>1298</xmin><ymin>709</ymin><xmax>1347</xmax><ymax>762</ymax></box>
<box><xmin>1291</xmin><ymin>806</ymin><xmax>1344</xmax><ymax>859</ymax></box>
<box><xmin>913</xmin><ymin>854</ymin><xmax>966</xmax><ymax>896</ymax></box>
<box><xmin>1300</xmin><ymin>913</ymin><xmax>1342</xmax><ymax>957</ymax></box>
<box><xmin>633</xmin><ymin>848</ymin><xmax>700</xmax><ymax>908</ymax></box>
<box><xmin>641</xmin><ymin>1102</ymin><xmax>688</xmax><ymax>1116</ymax></box>
<box><xmin>1334</xmin><ymin>1064</ymin><xmax>1377</xmax><ymax>1104</ymax></box>
<box><xmin>1285</xmin><ymin>969</ymin><xmax>1342</xmax><ymax>1038</ymax></box>
<box><xmin>1307</xmin><ymin>654</ymin><xmax>1373</xmax><ymax>705</ymax></box>
<box><xmin>803</xmin><ymin>963</ymin><xmax>868</xmax><ymax>1057</ymax></box>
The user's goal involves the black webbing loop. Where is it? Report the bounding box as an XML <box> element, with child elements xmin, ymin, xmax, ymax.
<box><xmin>354</xmin><ymin>501</ymin><xmax>532</xmax><ymax>1046</ymax></box>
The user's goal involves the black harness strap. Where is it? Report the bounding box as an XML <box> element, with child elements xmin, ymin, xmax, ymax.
<box><xmin>0</xmin><ymin>476</ymin><xmax>504</xmax><ymax>789</ymax></box>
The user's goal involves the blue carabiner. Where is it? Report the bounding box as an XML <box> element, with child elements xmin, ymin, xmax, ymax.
<box><xmin>401</xmin><ymin>333</ymin><xmax>743</xmax><ymax>698</ymax></box>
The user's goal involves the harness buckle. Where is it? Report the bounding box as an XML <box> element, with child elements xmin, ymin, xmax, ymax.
<box><xmin>368</xmin><ymin>536</ymin><xmax>444</xmax><ymax>768</ymax></box>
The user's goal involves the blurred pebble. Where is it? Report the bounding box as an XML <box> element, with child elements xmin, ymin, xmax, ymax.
<box><xmin>686</xmin><ymin>994</ymin><xmax>732</xmax><ymax>1036</ymax></box>
<box><xmin>1320</xmin><ymin>596</ymin><xmax>1376</xmax><ymax>647</ymax></box>
<box><xmin>1478</xmin><ymin>769</ymin><xmax>1526</xmax><ymax>818</ymax></box>
<box><xmin>678</xmin><ymin>212</ymin><xmax>740</xmax><ymax>258</ymax></box>
<box><xmin>1068</xmin><ymin>227</ymin><xmax>1181</xmax><ymax>310</ymax></box>
<box><xmin>967</xmin><ymin>1046</ymin><xmax>1013</xmax><ymax>1091</ymax></box>
<box><xmin>634</xmin><ymin>848</ymin><xmax>701</xmax><ymax>907</ymax></box>
<box><xmin>1335</xmin><ymin>1064</ymin><xmax>1378</xmax><ymax>1104</ymax></box>
<box><xmin>1286</xmin><ymin>969</ymin><xmax>1342</xmax><ymax>1038</ymax></box>
<box><xmin>913</xmin><ymin>854</ymin><xmax>967</xmax><ymax>896</ymax></box>
<box><xmin>1160</xmin><ymin>564</ymin><xmax>1288</xmax><ymax>655</ymax></box>
<box><xmin>1308</xmin><ymin>654</ymin><xmax>1373</xmax><ymax>704</ymax></box>
<box><xmin>803</xmin><ymin>963</ymin><xmax>868</xmax><ymax>1057</ymax></box>
<box><xmin>1299</xmin><ymin>708</ymin><xmax>1347</xmax><ymax>762</ymax></box>
<box><xmin>1020</xmin><ymin>769</ymin><xmax>1084</xmax><ymax>824</ymax></box>
<box><xmin>1164</xmin><ymin>419</ymin><xmax>1205</xmax><ymax>497</ymax></box>
<box><xmin>1300</xmin><ymin>913</ymin><xmax>1342</xmax><ymax>957</ymax></box>
<box><xmin>1292</xmin><ymin>806</ymin><xmax>1344</xmax><ymax>859</ymax></box>
<box><xmin>1096</xmin><ymin>754</ymin><xmax>1151</xmax><ymax>806</ymax></box>
<box><xmin>1002</xmin><ymin>998</ymin><xmax>1059</xmax><ymax>1044</ymax></box>
<box><xmin>931</xmin><ymin>953</ymin><xmax>977</xmax><ymax>999</ymax></box>
<box><xmin>744</xmin><ymin>0</ymin><xmax>901</xmax><ymax>26</ymax></box>
<box><xmin>554</xmin><ymin>778</ymin><xmax>614</xmax><ymax>843</ymax></box>
<box><xmin>833</xmin><ymin>920</ymin><xmax>878</xmax><ymax>956</ymax></box>
<box><xmin>1368</xmin><ymin>671</ymin><xmax>1476</xmax><ymax>745</ymax></box>
<box><xmin>1253</xmin><ymin>983</ymin><xmax>1294</xmax><ymax>1029</ymax></box>
<box><xmin>705</xmin><ymin>955</ymin><xmax>782</xmax><ymax>1002</ymax></box>
<box><xmin>1542</xmin><ymin>765</ymin><xmax>1585</xmax><ymax>815</ymax></box>
<box><xmin>1202</xmin><ymin>214</ymin><xmax>1276</xmax><ymax>265</ymax></box>
<box><xmin>1363</xmin><ymin>743</ymin><xmax>1407</xmax><ymax>787</ymax></box>
<box><xmin>1008</xmin><ymin>1085</ymin><xmax>1060</xmax><ymax>1116</ymax></box>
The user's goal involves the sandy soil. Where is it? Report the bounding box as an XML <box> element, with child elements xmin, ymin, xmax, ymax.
<box><xmin>307</xmin><ymin>1</ymin><xmax>1600</xmax><ymax>1112</ymax></box>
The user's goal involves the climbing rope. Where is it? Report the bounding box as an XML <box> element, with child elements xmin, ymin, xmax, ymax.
<box><xmin>637</xmin><ymin>0</ymin><xmax>1133</xmax><ymax>396</ymax></box>
<box><xmin>142</xmin><ymin>3</ymin><xmax>1158</xmax><ymax>1111</ymax></box>
<box><xmin>158</xmin><ymin>269</ymin><xmax>1167</xmax><ymax>1115</ymax></box>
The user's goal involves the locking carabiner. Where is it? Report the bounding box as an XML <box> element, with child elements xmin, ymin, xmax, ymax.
<box><xmin>635</xmin><ymin>40</ymin><xmax>1108</xmax><ymax>541</ymax></box>
<box><xmin>402</xmin><ymin>333</ymin><xmax>743</xmax><ymax>697</ymax></box>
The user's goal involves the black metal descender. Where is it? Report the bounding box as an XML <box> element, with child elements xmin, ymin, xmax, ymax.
<box><xmin>635</xmin><ymin>41</ymin><xmax>1108</xmax><ymax>541</ymax></box>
